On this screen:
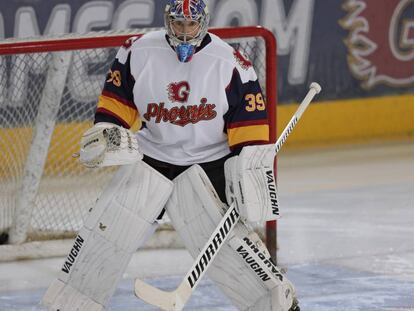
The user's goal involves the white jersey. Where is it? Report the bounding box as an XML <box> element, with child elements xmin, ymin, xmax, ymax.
<box><xmin>95</xmin><ymin>30</ymin><xmax>269</xmax><ymax>165</ymax></box>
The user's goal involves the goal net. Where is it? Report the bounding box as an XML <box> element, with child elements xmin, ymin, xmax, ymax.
<box><xmin>0</xmin><ymin>26</ymin><xmax>277</xmax><ymax>260</ymax></box>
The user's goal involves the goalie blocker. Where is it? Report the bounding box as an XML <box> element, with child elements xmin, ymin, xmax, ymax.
<box><xmin>166</xmin><ymin>164</ymin><xmax>296</xmax><ymax>311</ymax></box>
<box><xmin>225</xmin><ymin>143</ymin><xmax>280</xmax><ymax>223</ymax></box>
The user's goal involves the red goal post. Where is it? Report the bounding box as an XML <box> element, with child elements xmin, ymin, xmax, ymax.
<box><xmin>0</xmin><ymin>26</ymin><xmax>278</xmax><ymax>261</ymax></box>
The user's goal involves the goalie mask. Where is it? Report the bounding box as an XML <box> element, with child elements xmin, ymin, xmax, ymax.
<box><xmin>164</xmin><ymin>0</ymin><xmax>210</xmax><ymax>63</ymax></box>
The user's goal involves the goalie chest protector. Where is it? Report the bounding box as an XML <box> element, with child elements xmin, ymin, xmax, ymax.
<box><xmin>99</xmin><ymin>30</ymin><xmax>267</xmax><ymax>166</ymax></box>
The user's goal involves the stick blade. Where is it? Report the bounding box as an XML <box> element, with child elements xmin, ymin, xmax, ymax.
<box><xmin>135</xmin><ymin>278</ymin><xmax>187</xmax><ymax>311</ymax></box>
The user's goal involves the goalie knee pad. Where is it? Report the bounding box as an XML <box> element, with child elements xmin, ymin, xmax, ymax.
<box><xmin>166</xmin><ymin>164</ymin><xmax>295</xmax><ymax>311</ymax></box>
<box><xmin>42</xmin><ymin>161</ymin><xmax>173</xmax><ymax>311</ymax></box>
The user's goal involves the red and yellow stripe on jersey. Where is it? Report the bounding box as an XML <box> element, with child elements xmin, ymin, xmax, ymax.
<box><xmin>95</xmin><ymin>53</ymin><xmax>138</xmax><ymax>129</ymax></box>
<box><xmin>225</xmin><ymin>68</ymin><xmax>269</xmax><ymax>151</ymax></box>
<box><xmin>227</xmin><ymin>120</ymin><xmax>269</xmax><ymax>150</ymax></box>
<box><xmin>96</xmin><ymin>91</ymin><xmax>138</xmax><ymax>129</ymax></box>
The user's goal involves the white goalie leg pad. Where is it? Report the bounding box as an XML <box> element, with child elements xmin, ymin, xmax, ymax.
<box><xmin>42</xmin><ymin>279</ymin><xmax>102</xmax><ymax>311</ymax></box>
<box><xmin>166</xmin><ymin>164</ymin><xmax>295</xmax><ymax>311</ymax></box>
<box><xmin>42</xmin><ymin>161</ymin><xmax>173</xmax><ymax>311</ymax></box>
<box><xmin>229</xmin><ymin>228</ymin><xmax>296</xmax><ymax>311</ymax></box>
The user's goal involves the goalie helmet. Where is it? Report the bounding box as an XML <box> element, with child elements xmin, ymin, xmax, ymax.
<box><xmin>164</xmin><ymin>0</ymin><xmax>210</xmax><ymax>63</ymax></box>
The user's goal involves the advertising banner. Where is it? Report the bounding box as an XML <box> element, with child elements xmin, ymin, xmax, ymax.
<box><xmin>0</xmin><ymin>0</ymin><xmax>413</xmax><ymax>103</ymax></box>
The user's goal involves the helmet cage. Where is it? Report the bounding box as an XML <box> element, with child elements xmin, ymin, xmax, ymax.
<box><xmin>169</xmin><ymin>18</ymin><xmax>202</xmax><ymax>44</ymax></box>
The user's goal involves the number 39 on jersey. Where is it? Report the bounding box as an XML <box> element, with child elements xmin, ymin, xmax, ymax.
<box><xmin>245</xmin><ymin>93</ymin><xmax>265</xmax><ymax>112</ymax></box>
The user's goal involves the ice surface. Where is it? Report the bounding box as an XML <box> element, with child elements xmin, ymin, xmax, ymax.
<box><xmin>1</xmin><ymin>141</ymin><xmax>413</xmax><ymax>310</ymax></box>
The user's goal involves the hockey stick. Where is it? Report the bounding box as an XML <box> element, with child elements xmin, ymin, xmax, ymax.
<box><xmin>134</xmin><ymin>82</ymin><xmax>322</xmax><ymax>311</ymax></box>
<box><xmin>135</xmin><ymin>203</ymin><xmax>240</xmax><ymax>311</ymax></box>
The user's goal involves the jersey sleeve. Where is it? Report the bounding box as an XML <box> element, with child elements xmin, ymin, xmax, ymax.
<box><xmin>94</xmin><ymin>38</ymin><xmax>139</xmax><ymax>129</ymax></box>
<box><xmin>224</xmin><ymin>50</ymin><xmax>269</xmax><ymax>152</ymax></box>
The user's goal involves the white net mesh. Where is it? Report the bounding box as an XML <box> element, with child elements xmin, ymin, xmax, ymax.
<box><xmin>0</xmin><ymin>28</ymin><xmax>271</xmax><ymax>246</ymax></box>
